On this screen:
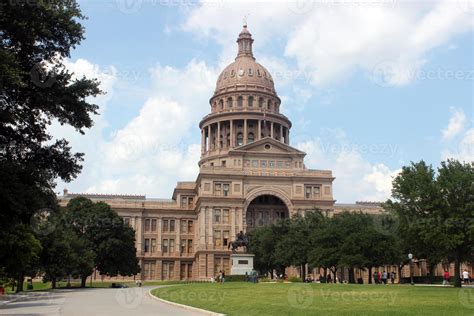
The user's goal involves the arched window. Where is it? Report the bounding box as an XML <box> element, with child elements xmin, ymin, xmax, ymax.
<box><xmin>248</xmin><ymin>96</ymin><xmax>254</xmax><ymax>108</ymax></box>
<box><xmin>248</xmin><ymin>132</ymin><xmax>254</xmax><ymax>144</ymax></box>
<box><xmin>227</xmin><ymin>97</ymin><xmax>233</xmax><ymax>108</ymax></box>
<box><xmin>237</xmin><ymin>133</ymin><xmax>243</xmax><ymax>146</ymax></box>
<box><xmin>238</xmin><ymin>96</ymin><xmax>243</xmax><ymax>107</ymax></box>
<box><xmin>267</xmin><ymin>100</ymin><xmax>271</xmax><ymax>110</ymax></box>
<box><xmin>219</xmin><ymin>99</ymin><xmax>224</xmax><ymax>110</ymax></box>
<box><xmin>259</xmin><ymin>97</ymin><xmax>264</xmax><ymax>108</ymax></box>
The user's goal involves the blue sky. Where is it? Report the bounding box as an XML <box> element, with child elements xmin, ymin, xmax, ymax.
<box><xmin>54</xmin><ymin>0</ymin><xmax>473</xmax><ymax>202</ymax></box>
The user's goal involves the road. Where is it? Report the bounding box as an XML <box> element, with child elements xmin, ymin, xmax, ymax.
<box><xmin>0</xmin><ymin>286</ymin><xmax>205</xmax><ymax>316</ymax></box>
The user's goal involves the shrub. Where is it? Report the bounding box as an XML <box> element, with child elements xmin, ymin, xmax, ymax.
<box><xmin>225</xmin><ymin>275</ymin><xmax>248</xmax><ymax>282</ymax></box>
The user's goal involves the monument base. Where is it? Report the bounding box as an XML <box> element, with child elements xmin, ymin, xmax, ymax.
<box><xmin>230</xmin><ymin>253</ymin><xmax>254</xmax><ymax>275</ymax></box>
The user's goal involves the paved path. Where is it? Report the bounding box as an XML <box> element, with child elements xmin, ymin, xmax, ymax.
<box><xmin>0</xmin><ymin>286</ymin><xmax>205</xmax><ymax>316</ymax></box>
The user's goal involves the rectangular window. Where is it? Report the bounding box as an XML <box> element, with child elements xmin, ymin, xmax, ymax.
<box><xmin>180</xmin><ymin>239</ymin><xmax>186</xmax><ymax>254</ymax></box>
<box><xmin>162</xmin><ymin>239</ymin><xmax>168</xmax><ymax>253</ymax></box>
<box><xmin>181</xmin><ymin>220</ymin><xmax>187</xmax><ymax>234</ymax></box>
<box><xmin>162</xmin><ymin>262</ymin><xmax>174</xmax><ymax>280</ymax></box>
<box><xmin>223</xmin><ymin>184</ymin><xmax>229</xmax><ymax>196</ymax></box>
<box><xmin>123</xmin><ymin>217</ymin><xmax>131</xmax><ymax>226</ymax></box>
<box><xmin>223</xmin><ymin>230</ymin><xmax>229</xmax><ymax>246</ymax></box>
<box><xmin>187</xmin><ymin>263</ymin><xmax>193</xmax><ymax>279</ymax></box>
<box><xmin>252</xmin><ymin>160</ymin><xmax>258</xmax><ymax>168</ymax></box>
<box><xmin>215</xmin><ymin>183</ymin><xmax>221</xmax><ymax>195</ymax></box>
<box><xmin>151</xmin><ymin>238</ymin><xmax>156</xmax><ymax>253</ymax></box>
<box><xmin>170</xmin><ymin>220</ymin><xmax>175</xmax><ymax>232</ymax></box>
<box><xmin>187</xmin><ymin>239</ymin><xmax>193</xmax><ymax>254</ymax></box>
<box><xmin>285</xmin><ymin>161</ymin><xmax>290</xmax><ymax>168</ymax></box>
<box><xmin>277</xmin><ymin>161</ymin><xmax>283</xmax><ymax>168</ymax></box>
<box><xmin>144</xmin><ymin>219</ymin><xmax>151</xmax><ymax>232</ymax></box>
<box><xmin>169</xmin><ymin>239</ymin><xmax>175</xmax><ymax>253</ymax></box>
<box><xmin>188</xmin><ymin>220</ymin><xmax>193</xmax><ymax>233</ymax></box>
<box><xmin>163</xmin><ymin>220</ymin><xmax>169</xmax><ymax>233</ymax></box>
<box><xmin>260</xmin><ymin>160</ymin><xmax>267</xmax><ymax>168</ymax></box>
<box><xmin>151</xmin><ymin>219</ymin><xmax>157</xmax><ymax>232</ymax></box>
<box><xmin>181</xmin><ymin>196</ymin><xmax>187</xmax><ymax>208</ymax></box>
<box><xmin>269</xmin><ymin>161</ymin><xmax>275</xmax><ymax>168</ymax></box>
<box><xmin>305</xmin><ymin>185</ymin><xmax>321</xmax><ymax>199</ymax></box>
<box><xmin>214</xmin><ymin>230</ymin><xmax>222</xmax><ymax>246</ymax></box>
<box><xmin>188</xmin><ymin>197</ymin><xmax>193</xmax><ymax>207</ymax></box>
<box><xmin>214</xmin><ymin>209</ymin><xmax>221</xmax><ymax>223</ymax></box>
<box><xmin>180</xmin><ymin>263</ymin><xmax>186</xmax><ymax>280</ymax></box>
<box><xmin>144</xmin><ymin>238</ymin><xmax>150</xmax><ymax>253</ymax></box>
<box><xmin>223</xmin><ymin>209</ymin><xmax>229</xmax><ymax>224</ymax></box>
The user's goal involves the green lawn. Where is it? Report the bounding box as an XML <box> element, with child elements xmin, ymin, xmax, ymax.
<box><xmin>151</xmin><ymin>282</ymin><xmax>474</xmax><ymax>315</ymax></box>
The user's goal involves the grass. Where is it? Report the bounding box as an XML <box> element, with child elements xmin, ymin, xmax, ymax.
<box><xmin>151</xmin><ymin>282</ymin><xmax>474</xmax><ymax>315</ymax></box>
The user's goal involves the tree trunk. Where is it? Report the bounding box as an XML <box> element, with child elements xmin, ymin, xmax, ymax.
<box><xmin>51</xmin><ymin>278</ymin><xmax>56</xmax><ymax>289</ymax></box>
<box><xmin>348</xmin><ymin>268</ymin><xmax>355</xmax><ymax>283</ymax></box>
<box><xmin>301</xmin><ymin>264</ymin><xmax>306</xmax><ymax>282</ymax></box>
<box><xmin>16</xmin><ymin>274</ymin><xmax>24</xmax><ymax>293</ymax></box>
<box><xmin>454</xmin><ymin>257</ymin><xmax>461</xmax><ymax>288</ymax></box>
<box><xmin>368</xmin><ymin>267</ymin><xmax>372</xmax><ymax>284</ymax></box>
<box><xmin>80</xmin><ymin>275</ymin><xmax>87</xmax><ymax>288</ymax></box>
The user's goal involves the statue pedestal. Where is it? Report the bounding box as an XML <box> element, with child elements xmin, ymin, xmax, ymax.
<box><xmin>230</xmin><ymin>253</ymin><xmax>254</xmax><ymax>275</ymax></box>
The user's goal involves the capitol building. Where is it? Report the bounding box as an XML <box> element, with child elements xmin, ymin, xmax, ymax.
<box><xmin>59</xmin><ymin>25</ymin><xmax>384</xmax><ymax>281</ymax></box>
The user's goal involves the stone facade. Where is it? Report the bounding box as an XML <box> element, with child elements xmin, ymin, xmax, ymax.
<box><xmin>60</xmin><ymin>26</ymin><xmax>469</xmax><ymax>282</ymax></box>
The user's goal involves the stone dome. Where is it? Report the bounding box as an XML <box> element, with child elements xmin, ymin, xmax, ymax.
<box><xmin>214</xmin><ymin>25</ymin><xmax>277</xmax><ymax>96</ymax></box>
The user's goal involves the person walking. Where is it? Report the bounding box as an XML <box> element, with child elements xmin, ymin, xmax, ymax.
<box><xmin>390</xmin><ymin>271</ymin><xmax>395</xmax><ymax>284</ymax></box>
<box><xmin>462</xmin><ymin>269</ymin><xmax>470</xmax><ymax>285</ymax></box>
<box><xmin>377</xmin><ymin>271</ymin><xmax>381</xmax><ymax>284</ymax></box>
<box><xmin>221</xmin><ymin>271</ymin><xmax>226</xmax><ymax>284</ymax></box>
<box><xmin>373</xmin><ymin>271</ymin><xmax>378</xmax><ymax>284</ymax></box>
<box><xmin>382</xmin><ymin>271</ymin><xmax>388</xmax><ymax>285</ymax></box>
<box><xmin>443</xmin><ymin>270</ymin><xmax>450</xmax><ymax>286</ymax></box>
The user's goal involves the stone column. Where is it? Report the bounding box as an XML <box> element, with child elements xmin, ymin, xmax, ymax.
<box><xmin>258</xmin><ymin>120</ymin><xmax>261</xmax><ymax>140</ymax></box>
<box><xmin>230</xmin><ymin>119</ymin><xmax>234</xmax><ymax>147</ymax></box>
<box><xmin>157</xmin><ymin>218</ymin><xmax>162</xmax><ymax>256</ymax></box>
<box><xmin>199</xmin><ymin>207</ymin><xmax>206</xmax><ymax>248</ymax></box>
<box><xmin>244</xmin><ymin>119</ymin><xmax>248</xmax><ymax>145</ymax></box>
<box><xmin>280</xmin><ymin>124</ymin><xmax>283</xmax><ymax>142</ymax></box>
<box><xmin>136</xmin><ymin>216</ymin><xmax>143</xmax><ymax>256</ymax></box>
<box><xmin>207</xmin><ymin>125</ymin><xmax>211</xmax><ymax>151</ymax></box>
<box><xmin>286</xmin><ymin>128</ymin><xmax>290</xmax><ymax>145</ymax></box>
<box><xmin>208</xmin><ymin>207</ymin><xmax>213</xmax><ymax>249</ymax></box>
<box><xmin>270</xmin><ymin>121</ymin><xmax>274</xmax><ymax>139</ymax></box>
<box><xmin>201</xmin><ymin>128</ymin><xmax>205</xmax><ymax>153</ymax></box>
<box><xmin>217</xmin><ymin>121</ymin><xmax>221</xmax><ymax>149</ymax></box>
<box><xmin>231</xmin><ymin>207</ymin><xmax>236</xmax><ymax>241</ymax></box>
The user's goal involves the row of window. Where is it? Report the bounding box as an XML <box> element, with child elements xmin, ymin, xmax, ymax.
<box><xmin>180</xmin><ymin>196</ymin><xmax>194</xmax><ymax>208</ymax></box>
<box><xmin>213</xmin><ymin>96</ymin><xmax>279</xmax><ymax>112</ymax></box>
<box><xmin>213</xmin><ymin>208</ymin><xmax>230</xmax><ymax>223</ymax></box>
<box><xmin>137</xmin><ymin>219</ymin><xmax>194</xmax><ymax>234</ymax></box>
<box><xmin>214</xmin><ymin>230</ymin><xmax>230</xmax><ymax>247</ymax></box>
<box><xmin>144</xmin><ymin>238</ymin><xmax>194</xmax><ymax>255</ymax></box>
<box><xmin>142</xmin><ymin>261</ymin><xmax>193</xmax><ymax>280</ymax></box>
<box><xmin>243</xmin><ymin>159</ymin><xmax>293</xmax><ymax>169</ymax></box>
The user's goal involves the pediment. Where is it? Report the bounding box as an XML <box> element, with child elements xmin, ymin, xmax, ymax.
<box><xmin>229</xmin><ymin>137</ymin><xmax>306</xmax><ymax>157</ymax></box>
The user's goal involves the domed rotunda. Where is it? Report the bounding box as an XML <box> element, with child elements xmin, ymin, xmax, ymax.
<box><xmin>199</xmin><ymin>25</ymin><xmax>292</xmax><ymax>167</ymax></box>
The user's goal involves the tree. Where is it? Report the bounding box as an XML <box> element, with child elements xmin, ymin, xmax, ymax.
<box><xmin>387</xmin><ymin>160</ymin><xmax>474</xmax><ymax>287</ymax></box>
<box><xmin>65</xmin><ymin>197</ymin><xmax>140</xmax><ymax>287</ymax></box>
<box><xmin>1</xmin><ymin>224</ymin><xmax>42</xmax><ymax>292</ymax></box>
<box><xmin>275</xmin><ymin>211</ymin><xmax>324</xmax><ymax>281</ymax></box>
<box><xmin>0</xmin><ymin>0</ymin><xmax>101</xmax><ymax>289</ymax></box>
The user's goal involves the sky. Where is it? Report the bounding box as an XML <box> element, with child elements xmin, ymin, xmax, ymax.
<box><xmin>52</xmin><ymin>0</ymin><xmax>473</xmax><ymax>202</ymax></box>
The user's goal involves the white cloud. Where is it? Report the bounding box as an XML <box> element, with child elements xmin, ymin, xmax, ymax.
<box><xmin>442</xmin><ymin>107</ymin><xmax>466</xmax><ymax>141</ymax></box>
<box><xmin>442</xmin><ymin>128</ymin><xmax>474</xmax><ymax>163</ymax></box>
<box><xmin>295</xmin><ymin>129</ymin><xmax>400</xmax><ymax>202</ymax></box>
<box><xmin>183</xmin><ymin>0</ymin><xmax>473</xmax><ymax>86</ymax></box>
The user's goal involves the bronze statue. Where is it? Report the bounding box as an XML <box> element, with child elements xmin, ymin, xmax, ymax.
<box><xmin>228</xmin><ymin>230</ymin><xmax>249</xmax><ymax>254</ymax></box>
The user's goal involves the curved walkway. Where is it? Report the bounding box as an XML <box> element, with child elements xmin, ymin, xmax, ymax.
<box><xmin>0</xmin><ymin>286</ymin><xmax>205</xmax><ymax>315</ymax></box>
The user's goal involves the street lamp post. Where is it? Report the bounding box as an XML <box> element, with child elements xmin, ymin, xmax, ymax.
<box><xmin>408</xmin><ymin>253</ymin><xmax>414</xmax><ymax>286</ymax></box>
